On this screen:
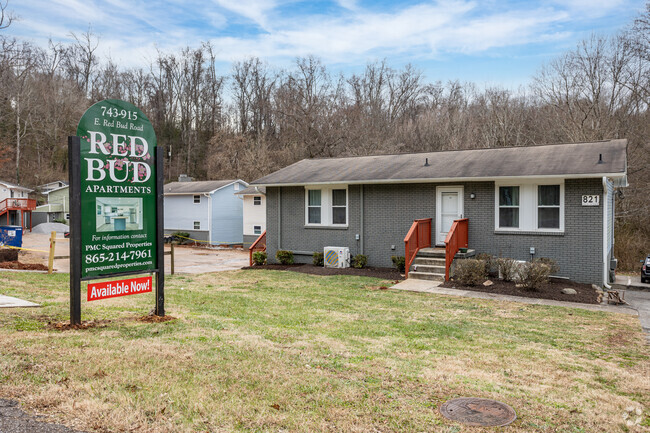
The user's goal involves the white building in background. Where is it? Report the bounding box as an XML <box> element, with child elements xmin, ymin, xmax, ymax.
<box><xmin>236</xmin><ymin>186</ymin><xmax>266</xmax><ymax>247</ymax></box>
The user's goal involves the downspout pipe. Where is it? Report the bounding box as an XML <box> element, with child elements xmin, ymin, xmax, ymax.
<box><xmin>602</xmin><ymin>177</ymin><xmax>611</xmax><ymax>290</ymax></box>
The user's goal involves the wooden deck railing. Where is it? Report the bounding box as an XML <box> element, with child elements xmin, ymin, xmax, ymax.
<box><xmin>403</xmin><ymin>218</ymin><xmax>432</xmax><ymax>278</ymax></box>
<box><xmin>0</xmin><ymin>198</ymin><xmax>36</xmax><ymax>213</ymax></box>
<box><xmin>249</xmin><ymin>230</ymin><xmax>267</xmax><ymax>266</ymax></box>
<box><xmin>444</xmin><ymin>218</ymin><xmax>468</xmax><ymax>281</ymax></box>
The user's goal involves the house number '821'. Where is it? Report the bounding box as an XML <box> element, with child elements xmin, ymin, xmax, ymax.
<box><xmin>582</xmin><ymin>195</ymin><xmax>600</xmax><ymax>206</ymax></box>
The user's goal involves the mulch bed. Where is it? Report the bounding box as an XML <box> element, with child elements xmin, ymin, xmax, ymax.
<box><xmin>0</xmin><ymin>261</ymin><xmax>48</xmax><ymax>271</ymax></box>
<box><xmin>243</xmin><ymin>263</ymin><xmax>404</xmax><ymax>281</ymax></box>
<box><xmin>441</xmin><ymin>277</ymin><xmax>599</xmax><ymax>304</ymax></box>
<box><xmin>48</xmin><ymin>319</ymin><xmax>113</xmax><ymax>331</ymax></box>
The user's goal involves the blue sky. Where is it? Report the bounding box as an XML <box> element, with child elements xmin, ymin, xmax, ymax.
<box><xmin>4</xmin><ymin>0</ymin><xmax>646</xmax><ymax>88</ymax></box>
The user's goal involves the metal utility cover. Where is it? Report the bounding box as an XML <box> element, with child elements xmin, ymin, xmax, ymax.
<box><xmin>440</xmin><ymin>397</ymin><xmax>517</xmax><ymax>427</ymax></box>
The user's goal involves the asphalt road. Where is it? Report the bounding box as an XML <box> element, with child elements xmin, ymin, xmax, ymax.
<box><xmin>0</xmin><ymin>399</ymin><xmax>84</xmax><ymax>433</ymax></box>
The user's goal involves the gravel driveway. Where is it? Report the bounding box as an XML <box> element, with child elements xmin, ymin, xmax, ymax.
<box><xmin>18</xmin><ymin>233</ymin><xmax>249</xmax><ymax>274</ymax></box>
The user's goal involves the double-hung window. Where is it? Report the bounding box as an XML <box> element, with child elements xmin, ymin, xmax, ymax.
<box><xmin>498</xmin><ymin>186</ymin><xmax>519</xmax><ymax>228</ymax></box>
<box><xmin>305</xmin><ymin>187</ymin><xmax>347</xmax><ymax>227</ymax></box>
<box><xmin>496</xmin><ymin>181</ymin><xmax>564</xmax><ymax>232</ymax></box>
<box><xmin>253</xmin><ymin>196</ymin><xmax>262</xmax><ymax>206</ymax></box>
<box><xmin>538</xmin><ymin>185</ymin><xmax>560</xmax><ymax>229</ymax></box>
<box><xmin>307</xmin><ymin>190</ymin><xmax>322</xmax><ymax>224</ymax></box>
<box><xmin>193</xmin><ymin>195</ymin><xmax>201</xmax><ymax>204</ymax></box>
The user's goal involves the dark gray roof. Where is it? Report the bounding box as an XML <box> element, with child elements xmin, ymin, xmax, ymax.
<box><xmin>235</xmin><ymin>186</ymin><xmax>266</xmax><ymax>195</ymax></box>
<box><xmin>164</xmin><ymin>180</ymin><xmax>240</xmax><ymax>194</ymax></box>
<box><xmin>251</xmin><ymin>140</ymin><xmax>627</xmax><ymax>186</ymax></box>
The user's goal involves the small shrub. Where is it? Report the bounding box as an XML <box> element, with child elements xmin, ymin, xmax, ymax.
<box><xmin>476</xmin><ymin>253</ymin><xmax>497</xmax><ymax>275</ymax></box>
<box><xmin>172</xmin><ymin>232</ymin><xmax>190</xmax><ymax>243</ymax></box>
<box><xmin>275</xmin><ymin>250</ymin><xmax>294</xmax><ymax>265</ymax></box>
<box><xmin>454</xmin><ymin>259</ymin><xmax>487</xmax><ymax>286</ymax></box>
<box><xmin>391</xmin><ymin>256</ymin><xmax>405</xmax><ymax>273</ymax></box>
<box><xmin>352</xmin><ymin>254</ymin><xmax>367</xmax><ymax>269</ymax></box>
<box><xmin>313</xmin><ymin>252</ymin><xmax>324</xmax><ymax>266</ymax></box>
<box><xmin>498</xmin><ymin>258</ymin><xmax>520</xmax><ymax>282</ymax></box>
<box><xmin>519</xmin><ymin>261</ymin><xmax>552</xmax><ymax>290</ymax></box>
<box><xmin>252</xmin><ymin>251</ymin><xmax>267</xmax><ymax>266</ymax></box>
<box><xmin>535</xmin><ymin>257</ymin><xmax>559</xmax><ymax>274</ymax></box>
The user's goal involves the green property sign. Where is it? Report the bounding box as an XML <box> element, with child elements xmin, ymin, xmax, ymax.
<box><xmin>77</xmin><ymin>99</ymin><xmax>157</xmax><ymax>278</ymax></box>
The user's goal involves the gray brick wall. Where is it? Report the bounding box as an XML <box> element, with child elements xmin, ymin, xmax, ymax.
<box><xmin>266</xmin><ymin>178</ymin><xmax>604</xmax><ymax>284</ymax></box>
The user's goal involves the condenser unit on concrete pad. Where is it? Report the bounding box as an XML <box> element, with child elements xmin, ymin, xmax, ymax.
<box><xmin>324</xmin><ymin>247</ymin><xmax>350</xmax><ymax>268</ymax></box>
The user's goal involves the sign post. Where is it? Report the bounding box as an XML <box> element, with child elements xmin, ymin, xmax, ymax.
<box><xmin>69</xmin><ymin>99</ymin><xmax>164</xmax><ymax>325</ymax></box>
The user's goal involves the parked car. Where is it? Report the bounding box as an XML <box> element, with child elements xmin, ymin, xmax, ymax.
<box><xmin>642</xmin><ymin>255</ymin><xmax>650</xmax><ymax>284</ymax></box>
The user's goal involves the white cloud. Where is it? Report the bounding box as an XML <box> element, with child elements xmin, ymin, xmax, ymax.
<box><xmin>205</xmin><ymin>1</ymin><xmax>570</xmax><ymax>64</ymax></box>
<box><xmin>210</xmin><ymin>0</ymin><xmax>280</xmax><ymax>28</ymax></box>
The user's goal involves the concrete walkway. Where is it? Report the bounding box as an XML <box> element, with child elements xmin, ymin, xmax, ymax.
<box><xmin>390</xmin><ymin>279</ymin><xmax>638</xmax><ymax>315</ymax></box>
<box><xmin>0</xmin><ymin>294</ymin><xmax>39</xmax><ymax>308</ymax></box>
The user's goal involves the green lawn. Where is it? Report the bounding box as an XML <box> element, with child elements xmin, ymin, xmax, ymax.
<box><xmin>0</xmin><ymin>270</ymin><xmax>648</xmax><ymax>432</ymax></box>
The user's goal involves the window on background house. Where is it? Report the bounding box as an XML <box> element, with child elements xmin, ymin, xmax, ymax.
<box><xmin>253</xmin><ymin>196</ymin><xmax>262</xmax><ymax>205</ymax></box>
<box><xmin>498</xmin><ymin>186</ymin><xmax>519</xmax><ymax>228</ymax></box>
<box><xmin>193</xmin><ymin>195</ymin><xmax>201</xmax><ymax>204</ymax></box>
<box><xmin>307</xmin><ymin>190</ymin><xmax>321</xmax><ymax>224</ymax></box>
<box><xmin>254</xmin><ymin>225</ymin><xmax>261</xmax><ymax>235</ymax></box>
<box><xmin>194</xmin><ymin>221</ymin><xmax>200</xmax><ymax>230</ymax></box>
<box><xmin>538</xmin><ymin>185</ymin><xmax>560</xmax><ymax>229</ymax></box>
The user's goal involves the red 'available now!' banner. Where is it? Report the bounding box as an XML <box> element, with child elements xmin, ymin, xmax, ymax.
<box><xmin>88</xmin><ymin>276</ymin><xmax>152</xmax><ymax>301</ymax></box>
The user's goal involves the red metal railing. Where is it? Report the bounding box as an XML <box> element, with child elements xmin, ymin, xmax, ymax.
<box><xmin>0</xmin><ymin>198</ymin><xmax>36</xmax><ymax>213</ymax></box>
<box><xmin>249</xmin><ymin>230</ymin><xmax>267</xmax><ymax>266</ymax></box>
<box><xmin>444</xmin><ymin>218</ymin><xmax>468</xmax><ymax>281</ymax></box>
<box><xmin>403</xmin><ymin>218</ymin><xmax>432</xmax><ymax>278</ymax></box>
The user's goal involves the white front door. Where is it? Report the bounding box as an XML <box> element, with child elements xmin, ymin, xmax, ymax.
<box><xmin>436</xmin><ymin>186</ymin><xmax>464</xmax><ymax>245</ymax></box>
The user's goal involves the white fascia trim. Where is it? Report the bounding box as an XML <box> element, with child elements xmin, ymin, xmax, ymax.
<box><xmin>253</xmin><ymin>173</ymin><xmax>627</xmax><ymax>187</ymax></box>
<box><xmin>208</xmin><ymin>179</ymin><xmax>250</xmax><ymax>195</ymax></box>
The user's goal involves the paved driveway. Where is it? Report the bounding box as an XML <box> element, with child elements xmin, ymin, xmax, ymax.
<box><xmin>18</xmin><ymin>233</ymin><xmax>249</xmax><ymax>274</ymax></box>
<box><xmin>625</xmin><ymin>290</ymin><xmax>650</xmax><ymax>344</ymax></box>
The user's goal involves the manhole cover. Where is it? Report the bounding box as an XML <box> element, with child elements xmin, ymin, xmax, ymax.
<box><xmin>440</xmin><ymin>397</ymin><xmax>516</xmax><ymax>427</ymax></box>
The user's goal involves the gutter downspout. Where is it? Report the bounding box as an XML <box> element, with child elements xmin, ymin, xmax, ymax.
<box><xmin>360</xmin><ymin>185</ymin><xmax>364</xmax><ymax>255</ymax></box>
<box><xmin>602</xmin><ymin>177</ymin><xmax>611</xmax><ymax>290</ymax></box>
<box><xmin>206</xmin><ymin>193</ymin><xmax>212</xmax><ymax>246</ymax></box>
<box><xmin>278</xmin><ymin>188</ymin><xmax>282</xmax><ymax>251</ymax></box>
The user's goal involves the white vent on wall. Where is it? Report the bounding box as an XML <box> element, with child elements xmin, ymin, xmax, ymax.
<box><xmin>324</xmin><ymin>247</ymin><xmax>350</xmax><ymax>268</ymax></box>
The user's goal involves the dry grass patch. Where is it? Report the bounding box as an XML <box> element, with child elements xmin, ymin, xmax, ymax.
<box><xmin>0</xmin><ymin>270</ymin><xmax>648</xmax><ymax>432</ymax></box>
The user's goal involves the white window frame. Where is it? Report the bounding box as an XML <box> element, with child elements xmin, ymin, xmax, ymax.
<box><xmin>494</xmin><ymin>179</ymin><xmax>564</xmax><ymax>233</ymax></box>
<box><xmin>304</xmin><ymin>185</ymin><xmax>348</xmax><ymax>227</ymax></box>
<box><xmin>253</xmin><ymin>196</ymin><xmax>262</xmax><ymax>206</ymax></box>
<box><xmin>253</xmin><ymin>225</ymin><xmax>262</xmax><ymax>235</ymax></box>
<box><xmin>193</xmin><ymin>195</ymin><xmax>201</xmax><ymax>204</ymax></box>
<box><xmin>497</xmin><ymin>186</ymin><xmax>520</xmax><ymax>229</ymax></box>
<box><xmin>193</xmin><ymin>221</ymin><xmax>201</xmax><ymax>230</ymax></box>
<box><xmin>537</xmin><ymin>184</ymin><xmax>561</xmax><ymax>230</ymax></box>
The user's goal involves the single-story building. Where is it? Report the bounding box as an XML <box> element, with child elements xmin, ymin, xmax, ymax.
<box><xmin>164</xmin><ymin>178</ymin><xmax>248</xmax><ymax>244</ymax></box>
<box><xmin>33</xmin><ymin>185</ymin><xmax>70</xmax><ymax>226</ymax></box>
<box><xmin>250</xmin><ymin>139</ymin><xmax>628</xmax><ymax>286</ymax></box>
<box><xmin>235</xmin><ymin>186</ymin><xmax>266</xmax><ymax>247</ymax></box>
<box><xmin>0</xmin><ymin>180</ymin><xmax>35</xmax><ymax>230</ymax></box>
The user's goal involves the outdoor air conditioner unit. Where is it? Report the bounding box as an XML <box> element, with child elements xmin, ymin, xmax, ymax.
<box><xmin>324</xmin><ymin>246</ymin><xmax>350</xmax><ymax>268</ymax></box>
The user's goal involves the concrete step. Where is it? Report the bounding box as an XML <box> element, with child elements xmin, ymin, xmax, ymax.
<box><xmin>410</xmin><ymin>263</ymin><xmax>445</xmax><ymax>274</ymax></box>
<box><xmin>416</xmin><ymin>248</ymin><xmax>476</xmax><ymax>259</ymax></box>
<box><xmin>408</xmin><ymin>271</ymin><xmax>445</xmax><ymax>281</ymax></box>
<box><xmin>413</xmin><ymin>257</ymin><xmax>445</xmax><ymax>266</ymax></box>
<box><xmin>417</xmin><ymin>248</ymin><xmax>446</xmax><ymax>258</ymax></box>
